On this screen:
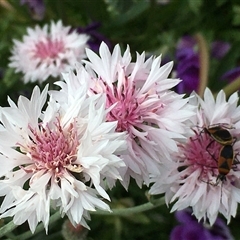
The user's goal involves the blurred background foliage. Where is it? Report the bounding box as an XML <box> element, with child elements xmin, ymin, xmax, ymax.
<box><xmin>1</xmin><ymin>0</ymin><xmax>240</xmax><ymax>239</ymax></box>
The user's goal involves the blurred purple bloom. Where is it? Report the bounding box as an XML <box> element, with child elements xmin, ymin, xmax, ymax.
<box><xmin>75</xmin><ymin>22</ymin><xmax>112</xmax><ymax>53</ymax></box>
<box><xmin>221</xmin><ymin>67</ymin><xmax>240</xmax><ymax>82</ymax></box>
<box><xmin>175</xmin><ymin>36</ymin><xmax>200</xmax><ymax>94</ymax></box>
<box><xmin>177</xmin><ymin>36</ymin><xmax>196</xmax><ymax>49</ymax></box>
<box><xmin>218</xmin><ymin>42</ymin><xmax>240</xmax><ymax>82</ymax></box>
<box><xmin>175</xmin><ymin>36</ymin><xmax>231</xmax><ymax>93</ymax></box>
<box><xmin>170</xmin><ymin>209</ymin><xmax>234</xmax><ymax>240</ymax></box>
<box><xmin>211</xmin><ymin>41</ymin><xmax>231</xmax><ymax>59</ymax></box>
<box><xmin>20</xmin><ymin>0</ymin><xmax>45</xmax><ymax>20</ymax></box>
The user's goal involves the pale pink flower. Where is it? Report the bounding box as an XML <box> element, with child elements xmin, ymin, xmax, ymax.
<box><xmin>149</xmin><ymin>88</ymin><xmax>240</xmax><ymax>225</ymax></box>
<box><xmin>9</xmin><ymin>20</ymin><xmax>89</xmax><ymax>83</ymax></box>
<box><xmin>52</xmin><ymin>42</ymin><xmax>194</xmax><ymax>189</ymax></box>
<box><xmin>0</xmin><ymin>80</ymin><xmax>126</xmax><ymax>232</ymax></box>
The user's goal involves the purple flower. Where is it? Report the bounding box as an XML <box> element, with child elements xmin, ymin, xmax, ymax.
<box><xmin>177</xmin><ymin>36</ymin><xmax>196</xmax><ymax>49</ymax></box>
<box><xmin>211</xmin><ymin>41</ymin><xmax>230</xmax><ymax>59</ymax></box>
<box><xmin>218</xmin><ymin>41</ymin><xmax>239</xmax><ymax>82</ymax></box>
<box><xmin>75</xmin><ymin>22</ymin><xmax>112</xmax><ymax>53</ymax></box>
<box><xmin>170</xmin><ymin>209</ymin><xmax>234</xmax><ymax>240</ymax></box>
<box><xmin>20</xmin><ymin>0</ymin><xmax>45</xmax><ymax>20</ymax></box>
<box><xmin>175</xmin><ymin>36</ymin><xmax>200</xmax><ymax>94</ymax></box>
<box><xmin>221</xmin><ymin>67</ymin><xmax>240</xmax><ymax>82</ymax></box>
<box><xmin>175</xmin><ymin>36</ymin><xmax>231</xmax><ymax>93</ymax></box>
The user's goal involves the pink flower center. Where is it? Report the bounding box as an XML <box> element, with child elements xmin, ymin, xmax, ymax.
<box><xmin>179</xmin><ymin>129</ymin><xmax>223</xmax><ymax>183</ymax></box>
<box><xmin>106</xmin><ymin>84</ymin><xmax>139</xmax><ymax>132</ymax></box>
<box><xmin>100</xmin><ymin>78</ymin><xmax>159</xmax><ymax>133</ymax></box>
<box><xmin>34</xmin><ymin>38</ymin><xmax>64</xmax><ymax>60</ymax></box>
<box><xmin>22</xmin><ymin>119</ymin><xmax>80</xmax><ymax>178</ymax></box>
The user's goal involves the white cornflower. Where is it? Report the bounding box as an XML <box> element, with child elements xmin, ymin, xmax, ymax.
<box><xmin>9</xmin><ymin>20</ymin><xmax>89</xmax><ymax>83</ymax></box>
<box><xmin>150</xmin><ymin>88</ymin><xmax>240</xmax><ymax>225</ymax></box>
<box><xmin>0</xmin><ymin>81</ymin><xmax>127</xmax><ymax>233</ymax></box>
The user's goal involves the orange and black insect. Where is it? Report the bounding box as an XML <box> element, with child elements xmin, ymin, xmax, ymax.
<box><xmin>204</xmin><ymin>125</ymin><xmax>233</xmax><ymax>146</ymax></box>
<box><xmin>201</xmin><ymin>124</ymin><xmax>236</xmax><ymax>185</ymax></box>
<box><xmin>216</xmin><ymin>144</ymin><xmax>234</xmax><ymax>184</ymax></box>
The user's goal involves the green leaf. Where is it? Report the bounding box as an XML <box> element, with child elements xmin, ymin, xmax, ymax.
<box><xmin>233</xmin><ymin>5</ymin><xmax>240</xmax><ymax>26</ymax></box>
<box><xmin>107</xmin><ymin>1</ymin><xmax>149</xmax><ymax>26</ymax></box>
<box><xmin>188</xmin><ymin>0</ymin><xmax>202</xmax><ymax>14</ymax></box>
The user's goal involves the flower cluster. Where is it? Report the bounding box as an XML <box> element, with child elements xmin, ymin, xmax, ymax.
<box><xmin>2</xmin><ymin>39</ymin><xmax>196</xmax><ymax>232</ymax></box>
<box><xmin>3</xmin><ymin>32</ymin><xmax>240</xmax><ymax>235</ymax></box>
<box><xmin>51</xmin><ymin>42</ymin><xmax>194</xmax><ymax>189</ymax></box>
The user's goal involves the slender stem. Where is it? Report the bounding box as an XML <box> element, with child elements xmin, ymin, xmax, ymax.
<box><xmin>5</xmin><ymin>232</ymin><xmax>17</xmax><ymax>239</ymax></box>
<box><xmin>0</xmin><ymin>220</ymin><xmax>18</xmax><ymax>238</ymax></box>
<box><xmin>195</xmin><ymin>33</ymin><xmax>209</xmax><ymax>98</ymax></box>
<box><xmin>1</xmin><ymin>198</ymin><xmax>165</xmax><ymax>239</ymax></box>
<box><xmin>220</xmin><ymin>77</ymin><xmax>240</xmax><ymax>98</ymax></box>
<box><xmin>0</xmin><ymin>0</ymin><xmax>15</xmax><ymax>11</ymax></box>
<box><xmin>114</xmin><ymin>217</ymin><xmax>122</xmax><ymax>240</ymax></box>
<box><xmin>91</xmin><ymin>197</ymin><xmax>165</xmax><ymax>216</ymax></box>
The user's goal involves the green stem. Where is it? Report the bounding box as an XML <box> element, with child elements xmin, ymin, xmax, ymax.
<box><xmin>91</xmin><ymin>197</ymin><xmax>165</xmax><ymax>216</ymax></box>
<box><xmin>0</xmin><ymin>0</ymin><xmax>15</xmax><ymax>11</ymax></box>
<box><xmin>195</xmin><ymin>33</ymin><xmax>209</xmax><ymax>98</ymax></box>
<box><xmin>221</xmin><ymin>77</ymin><xmax>240</xmax><ymax>97</ymax></box>
<box><xmin>0</xmin><ymin>220</ymin><xmax>18</xmax><ymax>238</ymax></box>
<box><xmin>0</xmin><ymin>198</ymin><xmax>165</xmax><ymax>239</ymax></box>
<box><xmin>114</xmin><ymin>217</ymin><xmax>122</xmax><ymax>240</ymax></box>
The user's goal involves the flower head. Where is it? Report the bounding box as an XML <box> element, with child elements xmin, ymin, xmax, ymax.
<box><xmin>9</xmin><ymin>20</ymin><xmax>89</xmax><ymax>83</ymax></box>
<box><xmin>0</xmin><ymin>77</ymin><xmax>126</xmax><ymax>232</ymax></box>
<box><xmin>150</xmin><ymin>88</ymin><xmax>240</xmax><ymax>225</ymax></box>
<box><xmin>52</xmin><ymin>42</ymin><xmax>194</xmax><ymax>188</ymax></box>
